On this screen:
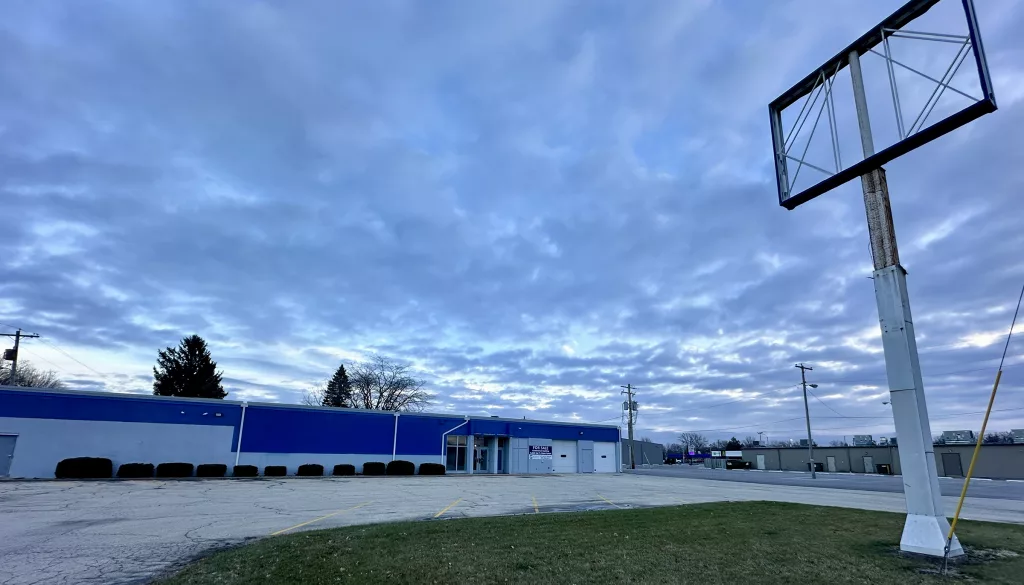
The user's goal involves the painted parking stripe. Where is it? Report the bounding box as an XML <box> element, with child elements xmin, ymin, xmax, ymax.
<box><xmin>532</xmin><ymin>495</ymin><xmax>540</xmax><ymax>514</ymax></box>
<box><xmin>1007</xmin><ymin>479</ymin><xmax>1024</xmax><ymax>483</ymax></box>
<box><xmin>596</xmin><ymin>493</ymin><xmax>622</xmax><ymax>509</ymax></box>
<box><xmin>271</xmin><ymin>501</ymin><xmax>372</xmax><ymax>536</ymax></box>
<box><xmin>434</xmin><ymin>498</ymin><xmax>462</xmax><ymax>518</ymax></box>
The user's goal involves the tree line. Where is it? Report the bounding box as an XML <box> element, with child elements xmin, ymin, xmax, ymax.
<box><xmin>1</xmin><ymin>333</ymin><xmax>431</xmax><ymax>413</ymax></box>
<box><xmin>152</xmin><ymin>334</ymin><xmax>430</xmax><ymax>412</ymax></box>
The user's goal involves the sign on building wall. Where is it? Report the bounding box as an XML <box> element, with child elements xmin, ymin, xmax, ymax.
<box><xmin>528</xmin><ymin>445</ymin><xmax>552</xmax><ymax>460</ymax></box>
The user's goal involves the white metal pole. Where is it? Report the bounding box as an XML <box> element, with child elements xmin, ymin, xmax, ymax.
<box><xmin>234</xmin><ymin>402</ymin><xmax>248</xmax><ymax>468</ymax></box>
<box><xmin>848</xmin><ymin>49</ymin><xmax>960</xmax><ymax>558</ymax></box>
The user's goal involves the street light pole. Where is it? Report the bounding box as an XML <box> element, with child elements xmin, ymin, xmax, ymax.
<box><xmin>796</xmin><ymin>363</ymin><xmax>816</xmax><ymax>479</ymax></box>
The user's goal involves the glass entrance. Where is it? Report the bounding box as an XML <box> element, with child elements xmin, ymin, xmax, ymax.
<box><xmin>474</xmin><ymin>443</ymin><xmax>489</xmax><ymax>473</ymax></box>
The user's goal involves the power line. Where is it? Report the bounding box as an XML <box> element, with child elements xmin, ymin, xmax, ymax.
<box><xmin>678</xmin><ymin>383</ymin><xmax>802</xmax><ymax>413</ymax></box>
<box><xmin>16</xmin><ymin>346</ymin><xmax>70</xmax><ymax>375</ymax></box>
<box><xmin>37</xmin><ymin>338</ymin><xmax>110</xmax><ymax>379</ymax></box>
<box><xmin>806</xmin><ymin>387</ymin><xmax>852</xmax><ymax>418</ymax></box>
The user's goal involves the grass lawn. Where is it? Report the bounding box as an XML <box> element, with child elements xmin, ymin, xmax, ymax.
<box><xmin>160</xmin><ymin>501</ymin><xmax>1024</xmax><ymax>584</ymax></box>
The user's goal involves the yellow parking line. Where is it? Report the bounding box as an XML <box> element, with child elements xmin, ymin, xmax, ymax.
<box><xmin>532</xmin><ymin>495</ymin><xmax>539</xmax><ymax>513</ymax></box>
<box><xmin>434</xmin><ymin>498</ymin><xmax>462</xmax><ymax>518</ymax></box>
<box><xmin>596</xmin><ymin>493</ymin><xmax>622</xmax><ymax>509</ymax></box>
<box><xmin>271</xmin><ymin>501</ymin><xmax>372</xmax><ymax>536</ymax></box>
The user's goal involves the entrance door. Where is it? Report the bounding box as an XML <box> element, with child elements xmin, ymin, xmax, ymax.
<box><xmin>863</xmin><ymin>456</ymin><xmax>874</xmax><ymax>474</ymax></box>
<box><xmin>942</xmin><ymin>452</ymin><xmax>964</xmax><ymax>477</ymax></box>
<box><xmin>756</xmin><ymin>455</ymin><xmax>766</xmax><ymax>470</ymax></box>
<box><xmin>0</xmin><ymin>434</ymin><xmax>16</xmax><ymax>477</ymax></box>
<box><xmin>578</xmin><ymin>441</ymin><xmax>595</xmax><ymax>473</ymax></box>
<box><xmin>474</xmin><ymin>444</ymin><xmax>489</xmax><ymax>473</ymax></box>
<box><xmin>826</xmin><ymin>456</ymin><xmax>837</xmax><ymax>472</ymax></box>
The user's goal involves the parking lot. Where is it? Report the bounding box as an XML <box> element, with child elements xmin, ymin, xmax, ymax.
<box><xmin>4</xmin><ymin>473</ymin><xmax>1024</xmax><ymax>585</ymax></box>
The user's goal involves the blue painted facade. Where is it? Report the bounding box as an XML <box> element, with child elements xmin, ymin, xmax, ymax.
<box><xmin>0</xmin><ymin>386</ymin><xmax>620</xmax><ymax>477</ymax></box>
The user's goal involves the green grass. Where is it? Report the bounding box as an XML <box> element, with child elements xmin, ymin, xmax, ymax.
<box><xmin>160</xmin><ymin>502</ymin><xmax>1024</xmax><ymax>584</ymax></box>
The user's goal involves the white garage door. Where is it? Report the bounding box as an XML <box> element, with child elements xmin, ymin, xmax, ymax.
<box><xmin>594</xmin><ymin>442</ymin><xmax>617</xmax><ymax>473</ymax></box>
<box><xmin>552</xmin><ymin>440</ymin><xmax>577</xmax><ymax>473</ymax></box>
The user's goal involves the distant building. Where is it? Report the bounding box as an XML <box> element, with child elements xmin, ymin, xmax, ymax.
<box><xmin>1012</xmin><ymin>430</ymin><xmax>1024</xmax><ymax>444</ymax></box>
<box><xmin>942</xmin><ymin>430</ymin><xmax>976</xmax><ymax>445</ymax></box>
<box><xmin>852</xmin><ymin>435</ymin><xmax>875</xmax><ymax>447</ymax></box>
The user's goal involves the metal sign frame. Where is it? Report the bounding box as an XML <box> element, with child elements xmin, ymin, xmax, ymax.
<box><xmin>770</xmin><ymin>0</ymin><xmax>995</xmax><ymax>210</ymax></box>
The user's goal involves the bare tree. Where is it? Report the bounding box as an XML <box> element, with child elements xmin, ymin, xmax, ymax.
<box><xmin>829</xmin><ymin>440</ymin><xmax>849</xmax><ymax>447</ymax></box>
<box><xmin>301</xmin><ymin>380</ymin><xmax>328</xmax><ymax>407</ymax></box>
<box><xmin>742</xmin><ymin>435</ymin><xmax>759</xmax><ymax>448</ymax></box>
<box><xmin>0</xmin><ymin>361</ymin><xmax>66</xmax><ymax>389</ymax></box>
<box><xmin>710</xmin><ymin>439</ymin><xmax>729</xmax><ymax>450</ymax></box>
<box><xmin>678</xmin><ymin>432</ymin><xmax>709</xmax><ymax>455</ymax></box>
<box><xmin>639</xmin><ymin>436</ymin><xmax>653</xmax><ymax>443</ymax></box>
<box><xmin>349</xmin><ymin>354</ymin><xmax>430</xmax><ymax>412</ymax></box>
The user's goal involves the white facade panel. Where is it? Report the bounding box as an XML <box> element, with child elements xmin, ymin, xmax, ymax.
<box><xmin>552</xmin><ymin>440</ymin><xmax>577</xmax><ymax>473</ymax></box>
<box><xmin>0</xmin><ymin>417</ymin><xmax>236</xmax><ymax>478</ymax></box>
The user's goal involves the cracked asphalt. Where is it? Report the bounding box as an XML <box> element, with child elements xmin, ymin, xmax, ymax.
<box><xmin>2</xmin><ymin>473</ymin><xmax>1023</xmax><ymax>584</ymax></box>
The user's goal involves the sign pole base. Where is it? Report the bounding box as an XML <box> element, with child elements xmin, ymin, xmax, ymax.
<box><xmin>902</xmin><ymin>514</ymin><xmax>963</xmax><ymax>558</ymax></box>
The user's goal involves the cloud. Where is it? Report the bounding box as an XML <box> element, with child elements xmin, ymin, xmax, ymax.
<box><xmin>3</xmin><ymin>0</ymin><xmax>1024</xmax><ymax>447</ymax></box>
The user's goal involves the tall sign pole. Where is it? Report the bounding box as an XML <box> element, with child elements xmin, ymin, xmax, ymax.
<box><xmin>848</xmin><ymin>50</ymin><xmax>961</xmax><ymax>558</ymax></box>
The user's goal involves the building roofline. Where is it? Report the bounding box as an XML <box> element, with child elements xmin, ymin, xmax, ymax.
<box><xmin>0</xmin><ymin>385</ymin><xmax>621</xmax><ymax>430</ymax></box>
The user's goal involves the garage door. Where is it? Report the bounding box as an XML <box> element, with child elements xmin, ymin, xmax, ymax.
<box><xmin>594</xmin><ymin>442</ymin><xmax>617</xmax><ymax>473</ymax></box>
<box><xmin>552</xmin><ymin>440</ymin><xmax>577</xmax><ymax>473</ymax></box>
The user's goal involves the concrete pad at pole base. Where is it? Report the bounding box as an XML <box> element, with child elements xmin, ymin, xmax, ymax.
<box><xmin>901</xmin><ymin>514</ymin><xmax>962</xmax><ymax>558</ymax></box>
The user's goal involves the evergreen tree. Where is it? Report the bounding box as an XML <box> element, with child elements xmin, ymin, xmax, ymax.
<box><xmin>153</xmin><ymin>335</ymin><xmax>226</xmax><ymax>399</ymax></box>
<box><xmin>322</xmin><ymin>363</ymin><xmax>351</xmax><ymax>407</ymax></box>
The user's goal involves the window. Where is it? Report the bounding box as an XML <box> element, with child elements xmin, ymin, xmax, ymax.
<box><xmin>446</xmin><ymin>435</ymin><xmax>467</xmax><ymax>471</ymax></box>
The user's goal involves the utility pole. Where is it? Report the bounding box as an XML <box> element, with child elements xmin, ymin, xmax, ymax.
<box><xmin>757</xmin><ymin>431</ymin><xmax>765</xmax><ymax>446</ymax></box>
<box><xmin>2</xmin><ymin>329</ymin><xmax>41</xmax><ymax>386</ymax></box>
<box><xmin>796</xmin><ymin>363</ymin><xmax>816</xmax><ymax>479</ymax></box>
<box><xmin>620</xmin><ymin>384</ymin><xmax>637</xmax><ymax>470</ymax></box>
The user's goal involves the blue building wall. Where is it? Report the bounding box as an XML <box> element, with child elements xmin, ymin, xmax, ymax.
<box><xmin>0</xmin><ymin>386</ymin><xmax>620</xmax><ymax>477</ymax></box>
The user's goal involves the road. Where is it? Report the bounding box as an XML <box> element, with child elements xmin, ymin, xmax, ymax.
<box><xmin>630</xmin><ymin>464</ymin><xmax>1024</xmax><ymax>500</ymax></box>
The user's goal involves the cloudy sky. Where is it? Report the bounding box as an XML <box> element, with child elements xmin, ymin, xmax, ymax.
<box><xmin>3</xmin><ymin>0</ymin><xmax>1024</xmax><ymax>447</ymax></box>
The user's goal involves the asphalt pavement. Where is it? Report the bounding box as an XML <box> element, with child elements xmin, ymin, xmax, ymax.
<box><xmin>630</xmin><ymin>464</ymin><xmax>1024</xmax><ymax>500</ymax></box>
<box><xmin>4</xmin><ymin>473</ymin><xmax>1023</xmax><ymax>585</ymax></box>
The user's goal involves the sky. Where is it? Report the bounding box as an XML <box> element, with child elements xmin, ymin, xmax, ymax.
<box><xmin>3</xmin><ymin>0</ymin><xmax>1024</xmax><ymax>447</ymax></box>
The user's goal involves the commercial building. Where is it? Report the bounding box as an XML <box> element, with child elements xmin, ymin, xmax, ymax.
<box><xmin>740</xmin><ymin>444</ymin><xmax>1024</xmax><ymax>480</ymax></box>
<box><xmin>620</xmin><ymin>438</ymin><xmax>665</xmax><ymax>467</ymax></box>
<box><xmin>0</xmin><ymin>386</ymin><xmax>621</xmax><ymax>478</ymax></box>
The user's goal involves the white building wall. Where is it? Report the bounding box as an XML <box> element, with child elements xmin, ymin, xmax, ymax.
<box><xmin>0</xmin><ymin>417</ymin><xmax>236</xmax><ymax>478</ymax></box>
